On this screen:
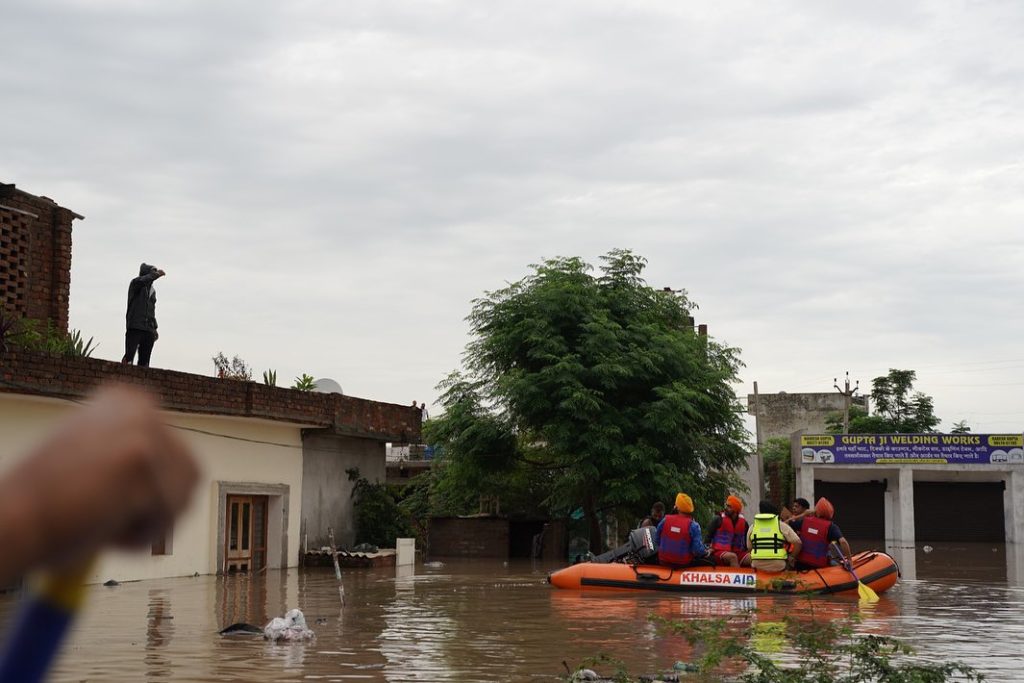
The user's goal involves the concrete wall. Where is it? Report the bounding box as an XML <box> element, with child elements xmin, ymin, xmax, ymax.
<box><xmin>748</xmin><ymin>392</ymin><xmax>866</xmax><ymax>442</ymax></box>
<box><xmin>0</xmin><ymin>393</ymin><xmax>305</xmax><ymax>583</ymax></box>
<box><xmin>301</xmin><ymin>430</ymin><xmax>386</xmax><ymax>549</ymax></box>
<box><xmin>736</xmin><ymin>451</ymin><xmax>763</xmax><ymax>501</ymax></box>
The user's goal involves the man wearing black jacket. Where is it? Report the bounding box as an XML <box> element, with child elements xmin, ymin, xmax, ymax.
<box><xmin>122</xmin><ymin>263</ymin><xmax>165</xmax><ymax>367</ymax></box>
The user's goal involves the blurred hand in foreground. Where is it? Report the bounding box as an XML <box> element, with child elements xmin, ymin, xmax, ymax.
<box><xmin>0</xmin><ymin>385</ymin><xmax>198</xmax><ymax>585</ymax></box>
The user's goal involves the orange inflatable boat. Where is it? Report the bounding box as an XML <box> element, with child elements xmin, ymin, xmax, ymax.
<box><xmin>548</xmin><ymin>550</ymin><xmax>899</xmax><ymax>596</ymax></box>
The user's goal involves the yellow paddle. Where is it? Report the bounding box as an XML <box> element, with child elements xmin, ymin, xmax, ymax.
<box><xmin>831</xmin><ymin>542</ymin><xmax>879</xmax><ymax>604</ymax></box>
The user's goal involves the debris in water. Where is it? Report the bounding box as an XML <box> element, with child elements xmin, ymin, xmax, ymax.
<box><xmin>103</xmin><ymin>579</ymin><xmax>119</xmax><ymax>587</ymax></box>
<box><xmin>352</xmin><ymin>543</ymin><xmax>379</xmax><ymax>553</ymax></box>
<box><xmin>264</xmin><ymin>608</ymin><xmax>315</xmax><ymax>642</ymax></box>
<box><xmin>922</xmin><ymin>545</ymin><xmax>933</xmax><ymax>553</ymax></box>
<box><xmin>219</xmin><ymin>623</ymin><xmax>263</xmax><ymax>636</ymax></box>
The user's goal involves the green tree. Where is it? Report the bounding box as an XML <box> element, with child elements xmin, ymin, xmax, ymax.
<box><xmin>951</xmin><ymin>420</ymin><xmax>971</xmax><ymax>434</ymax></box>
<box><xmin>427</xmin><ymin>250</ymin><xmax>750</xmax><ymax>550</ymax></box>
<box><xmin>827</xmin><ymin>369</ymin><xmax>939</xmax><ymax>434</ymax></box>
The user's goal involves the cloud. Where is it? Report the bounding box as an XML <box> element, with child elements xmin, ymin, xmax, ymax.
<box><xmin>2</xmin><ymin>0</ymin><xmax>1023</xmax><ymax>430</ymax></box>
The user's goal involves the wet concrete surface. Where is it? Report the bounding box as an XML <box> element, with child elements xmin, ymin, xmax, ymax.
<box><xmin>0</xmin><ymin>542</ymin><xmax>1020</xmax><ymax>681</ymax></box>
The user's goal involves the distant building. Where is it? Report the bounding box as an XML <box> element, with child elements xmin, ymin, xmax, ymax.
<box><xmin>747</xmin><ymin>391</ymin><xmax>868</xmax><ymax>442</ymax></box>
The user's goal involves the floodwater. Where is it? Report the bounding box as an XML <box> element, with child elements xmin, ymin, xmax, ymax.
<box><xmin>0</xmin><ymin>542</ymin><xmax>1022</xmax><ymax>681</ymax></box>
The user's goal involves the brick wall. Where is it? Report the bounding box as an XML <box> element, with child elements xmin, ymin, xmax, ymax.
<box><xmin>428</xmin><ymin>517</ymin><xmax>510</xmax><ymax>558</ymax></box>
<box><xmin>0</xmin><ymin>183</ymin><xmax>80</xmax><ymax>334</ymax></box>
<box><xmin>0</xmin><ymin>350</ymin><xmax>421</xmax><ymax>442</ymax></box>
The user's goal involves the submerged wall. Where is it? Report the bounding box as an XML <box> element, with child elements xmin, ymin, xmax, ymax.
<box><xmin>301</xmin><ymin>431</ymin><xmax>386</xmax><ymax>549</ymax></box>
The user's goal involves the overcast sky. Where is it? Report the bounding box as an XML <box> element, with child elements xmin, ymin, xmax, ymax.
<box><xmin>3</xmin><ymin>0</ymin><xmax>1023</xmax><ymax>433</ymax></box>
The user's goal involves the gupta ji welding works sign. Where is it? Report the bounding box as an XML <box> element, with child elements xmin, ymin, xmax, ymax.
<box><xmin>800</xmin><ymin>434</ymin><xmax>1024</xmax><ymax>465</ymax></box>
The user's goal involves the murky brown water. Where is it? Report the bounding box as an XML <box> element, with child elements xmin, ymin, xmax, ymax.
<box><xmin>0</xmin><ymin>543</ymin><xmax>1021</xmax><ymax>681</ymax></box>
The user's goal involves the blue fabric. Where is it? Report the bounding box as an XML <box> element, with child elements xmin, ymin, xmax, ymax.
<box><xmin>0</xmin><ymin>597</ymin><xmax>74</xmax><ymax>683</ymax></box>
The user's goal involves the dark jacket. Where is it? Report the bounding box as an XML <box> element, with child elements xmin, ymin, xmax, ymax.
<box><xmin>126</xmin><ymin>263</ymin><xmax>159</xmax><ymax>332</ymax></box>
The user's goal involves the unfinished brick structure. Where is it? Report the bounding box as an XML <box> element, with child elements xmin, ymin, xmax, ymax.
<box><xmin>0</xmin><ymin>183</ymin><xmax>83</xmax><ymax>333</ymax></box>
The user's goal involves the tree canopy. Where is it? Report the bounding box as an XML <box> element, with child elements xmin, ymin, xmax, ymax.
<box><xmin>425</xmin><ymin>250</ymin><xmax>750</xmax><ymax>550</ymax></box>
<box><xmin>827</xmin><ymin>368</ymin><xmax>940</xmax><ymax>434</ymax></box>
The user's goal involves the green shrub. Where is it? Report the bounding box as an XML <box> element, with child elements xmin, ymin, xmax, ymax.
<box><xmin>567</xmin><ymin>604</ymin><xmax>982</xmax><ymax>682</ymax></box>
<box><xmin>346</xmin><ymin>468</ymin><xmax>415</xmax><ymax>548</ymax></box>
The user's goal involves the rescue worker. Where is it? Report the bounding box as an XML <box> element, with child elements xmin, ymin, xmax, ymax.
<box><xmin>705</xmin><ymin>495</ymin><xmax>748</xmax><ymax>567</ymax></box>
<box><xmin>789</xmin><ymin>497</ymin><xmax>852</xmax><ymax>569</ymax></box>
<box><xmin>655</xmin><ymin>493</ymin><xmax>709</xmax><ymax>568</ymax></box>
<box><xmin>744</xmin><ymin>500</ymin><xmax>802</xmax><ymax>572</ymax></box>
<box><xmin>639</xmin><ymin>501</ymin><xmax>666</xmax><ymax>529</ymax></box>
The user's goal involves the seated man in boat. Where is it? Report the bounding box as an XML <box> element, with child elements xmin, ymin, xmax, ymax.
<box><xmin>704</xmin><ymin>495</ymin><xmax>749</xmax><ymax>567</ymax></box>
<box><xmin>639</xmin><ymin>501</ymin><xmax>665</xmax><ymax>529</ymax></box>
<box><xmin>744</xmin><ymin>500</ymin><xmax>802</xmax><ymax>573</ymax></box>
<box><xmin>655</xmin><ymin>493</ymin><xmax>709</xmax><ymax>568</ymax></box>
<box><xmin>788</xmin><ymin>497</ymin><xmax>853</xmax><ymax>570</ymax></box>
<box><xmin>788</xmin><ymin>497</ymin><xmax>811</xmax><ymax>522</ymax></box>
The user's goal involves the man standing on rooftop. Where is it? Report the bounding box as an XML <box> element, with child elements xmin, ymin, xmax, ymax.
<box><xmin>121</xmin><ymin>263</ymin><xmax>165</xmax><ymax>367</ymax></box>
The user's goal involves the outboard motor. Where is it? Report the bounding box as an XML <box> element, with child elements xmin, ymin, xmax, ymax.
<box><xmin>629</xmin><ymin>526</ymin><xmax>658</xmax><ymax>563</ymax></box>
<box><xmin>591</xmin><ymin>526</ymin><xmax>658</xmax><ymax>564</ymax></box>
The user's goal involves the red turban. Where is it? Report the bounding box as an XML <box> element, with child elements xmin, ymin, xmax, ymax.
<box><xmin>815</xmin><ymin>497</ymin><xmax>835</xmax><ymax>520</ymax></box>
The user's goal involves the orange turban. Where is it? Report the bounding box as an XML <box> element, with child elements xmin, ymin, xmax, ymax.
<box><xmin>675</xmin><ymin>493</ymin><xmax>694</xmax><ymax>513</ymax></box>
<box><xmin>815</xmin><ymin>497</ymin><xmax>835</xmax><ymax>520</ymax></box>
<box><xmin>726</xmin><ymin>495</ymin><xmax>743</xmax><ymax>513</ymax></box>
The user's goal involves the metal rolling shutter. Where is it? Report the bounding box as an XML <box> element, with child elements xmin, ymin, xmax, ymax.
<box><xmin>914</xmin><ymin>482</ymin><xmax>1005</xmax><ymax>542</ymax></box>
<box><xmin>813</xmin><ymin>480</ymin><xmax>886</xmax><ymax>540</ymax></box>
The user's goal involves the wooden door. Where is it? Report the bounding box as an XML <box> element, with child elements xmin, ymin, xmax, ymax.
<box><xmin>225</xmin><ymin>495</ymin><xmax>269</xmax><ymax>573</ymax></box>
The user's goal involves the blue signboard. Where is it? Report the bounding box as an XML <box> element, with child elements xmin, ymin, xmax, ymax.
<box><xmin>799</xmin><ymin>434</ymin><xmax>1024</xmax><ymax>465</ymax></box>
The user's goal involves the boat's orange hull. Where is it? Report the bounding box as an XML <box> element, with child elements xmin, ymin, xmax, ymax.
<box><xmin>548</xmin><ymin>551</ymin><xmax>899</xmax><ymax>595</ymax></box>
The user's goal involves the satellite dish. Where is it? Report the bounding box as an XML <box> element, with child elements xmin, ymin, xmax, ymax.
<box><xmin>313</xmin><ymin>378</ymin><xmax>343</xmax><ymax>395</ymax></box>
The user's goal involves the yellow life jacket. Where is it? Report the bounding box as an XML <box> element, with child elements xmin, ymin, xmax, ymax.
<box><xmin>750</xmin><ymin>513</ymin><xmax>787</xmax><ymax>561</ymax></box>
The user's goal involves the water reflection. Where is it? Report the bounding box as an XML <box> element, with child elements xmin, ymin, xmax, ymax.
<box><xmin>0</xmin><ymin>552</ymin><xmax>1018</xmax><ymax>681</ymax></box>
<box><xmin>144</xmin><ymin>591</ymin><xmax>172</xmax><ymax>679</ymax></box>
<box><xmin>868</xmin><ymin>540</ymin><xmax>1019</xmax><ymax>583</ymax></box>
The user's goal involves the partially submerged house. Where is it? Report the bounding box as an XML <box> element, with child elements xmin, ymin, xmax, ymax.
<box><xmin>0</xmin><ymin>182</ymin><xmax>419</xmax><ymax>583</ymax></box>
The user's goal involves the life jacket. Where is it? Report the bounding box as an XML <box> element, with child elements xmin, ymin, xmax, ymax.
<box><xmin>711</xmin><ymin>512</ymin><xmax>748</xmax><ymax>553</ymax></box>
<box><xmin>658</xmin><ymin>513</ymin><xmax>694</xmax><ymax>567</ymax></box>
<box><xmin>749</xmin><ymin>513</ymin><xmax>787</xmax><ymax>561</ymax></box>
<box><xmin>796</xmin><ymin>516</ymin><xmax>833</xmax><ymax>568</ymax></box>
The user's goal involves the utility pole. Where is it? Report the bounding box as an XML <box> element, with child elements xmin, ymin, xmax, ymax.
<box><xmin>753</xmin><ymin>381</ymin><xmax>766</xmax><ymax>498</ymax></box>
<box><xmin>834</xmin><ymin>372</ymin><xmax>859</xmax><ymax>434</ymax></box>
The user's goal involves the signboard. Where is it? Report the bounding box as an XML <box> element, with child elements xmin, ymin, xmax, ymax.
<box><xmin>799</xmin><ymin>434</ymin><xmax>1024</xmax><ymax>465</ymax></box>
<box><xmin>678</xmin><ymin>570</ymin><xmax>757</xmax><ymax>589</ymax></box>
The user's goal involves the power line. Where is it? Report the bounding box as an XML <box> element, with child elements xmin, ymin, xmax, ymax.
<box><xmin>928</xmin><ymin>381</ymin><xmax>1024</xmax><ymax>388</ymax></box>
